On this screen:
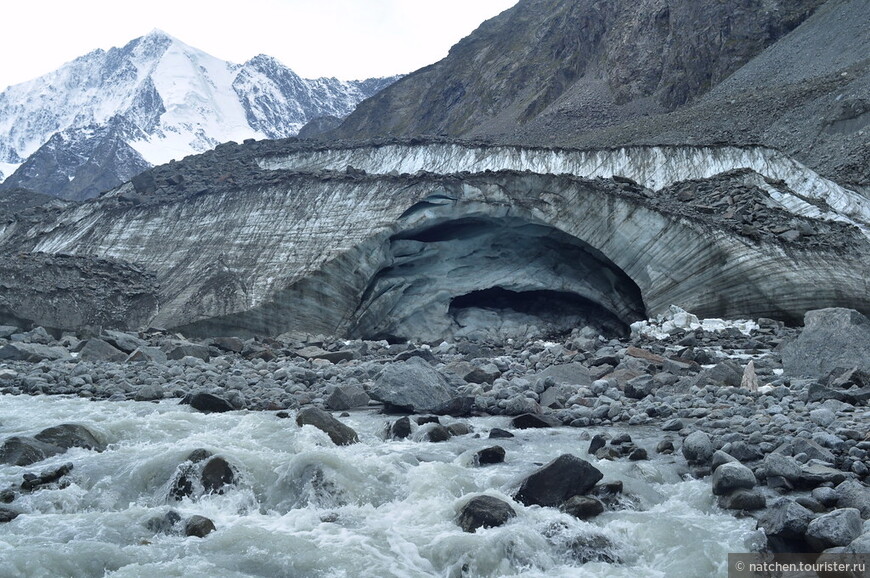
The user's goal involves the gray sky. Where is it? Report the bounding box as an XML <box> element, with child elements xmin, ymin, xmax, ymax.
<box><xmin>0</xmin><ymin>0</ymin><xmax>518</xmax><ymax>90</ymax></box>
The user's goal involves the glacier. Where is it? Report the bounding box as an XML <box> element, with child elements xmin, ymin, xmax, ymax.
<box><xmin>0</xmin><ymin>139</ymin><xmax>867</xmax><ymax>340</ymax></box>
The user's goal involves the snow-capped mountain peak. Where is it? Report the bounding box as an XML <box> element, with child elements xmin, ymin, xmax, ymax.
<box><xmin>0</xmin><ymin>32</ymin><xmax>398</xmax><ymax>199</ymax></box>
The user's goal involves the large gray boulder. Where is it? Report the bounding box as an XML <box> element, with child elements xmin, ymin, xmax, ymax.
<box><xmin>369</xmin><ymin>357</ymin><xmax>455</xmax><ymax>413</ymax></box>
<box><xmin>835</xmin><ymin>480</ymin><xmax>870</xmax><ymax>519</ymax></box>
<box><xmin>296</xmin><ymin>407</ymin><xmax>359</xmax><ymax>446</ymax></box>
<box><xmin>325</xmin><ymin>384</ymin><xmax>370</xmax><ymax>411</ymax></box>
<box><xmin>805</xmin><ymin>508</ymin><xmax>863</xmax><ymax>551</ymax></box>
<box><xmin>711</xmin><ymin>462</ymin><xmax>757</xmax><ymax>495</ymax></box>
<box><xmin>101</xmin><ymin>330</ymin><xmax>146</xmax><ymax>353</ymax></box>
<box><xmin>781</xmin><ymin>308</ymin><xmax>870</xmax><ymax>379</ymax></box>
<box><xmin>0</xmin><ymin>343</ymin><xmax>70</xmax><ymax>362</ymax></box>
<box><xmin>78</xmin><ymin>338</ymin><xmax>127</xmax><ymax>362</ymax></box>
<box><xmin>757</xmin><ymin>498</ymin><xmax>815</xmax><ymax>553</ymax></box>
<box><xmin>682</xmin><ymin>431</ymin><xmax>714</xmax><ymax>465</ymax></box>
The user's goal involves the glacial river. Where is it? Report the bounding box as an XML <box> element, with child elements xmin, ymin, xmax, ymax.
<box><xmin>0</xmin><ymin>394</ymin><xmax>755</xmax><ymax>577</ymax></box>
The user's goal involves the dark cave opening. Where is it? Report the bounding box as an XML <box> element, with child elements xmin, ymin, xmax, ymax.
<box><xmin>449</xmin><ymin>287</ymin><xmax>630</xmax><ymax>339</ymax></box>
<box><xmin>352</xmin><ymin>215</ymin><xmax>647</xmax><ymax>342</ymax></box>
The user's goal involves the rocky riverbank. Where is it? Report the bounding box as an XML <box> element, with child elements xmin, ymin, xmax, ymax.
<box><xmin>1</xmin><ymin>306</ymin><xmax>868</xmax><ymax>557</ymax></box>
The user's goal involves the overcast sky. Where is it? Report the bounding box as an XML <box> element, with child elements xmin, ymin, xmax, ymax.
<box><xmin>0</xmin><ymin>0</ymin><xmax>518</xmax><ymax>91</ymax></box>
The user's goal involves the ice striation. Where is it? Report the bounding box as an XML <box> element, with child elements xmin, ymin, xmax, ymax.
<box><xmin>258</xmin><ymin>142</ymin><xmax>870</xmax><ymax>237</ymax></box>
<box><xmin>0</xmin><ymin>139</ymin><xmax>867</xmax><ymax>340</ymax></box>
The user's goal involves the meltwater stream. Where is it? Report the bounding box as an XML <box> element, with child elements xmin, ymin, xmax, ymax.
<box><xmin>0</xmin><ymin>395</ymin><xmax>755</xmax><ymax>577</ymax></box>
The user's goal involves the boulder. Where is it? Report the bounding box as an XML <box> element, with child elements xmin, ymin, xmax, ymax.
<box><xmin>390</xmin><ymin>416</ymin><xmax>412</xmax><ymax>439</ymax></box>
<box><xmin>146</xmin><ymin>510</ymin><xmax>182</xmax><ymax>534</ymax></box>
<box><xmin>712</xmin><ymin>462</ymin><xmax>757</xmax><ymax>495</ymax></box>
<box><xmin>515</xmin><ymin>454</ymin><xmax>603</xmax><ymax>507</ymax></box>
<box><xmin>624</xmin><ymin>374</ymin><xmax>656</xmax><ymax>399</ymax></box>
<box><xmin>201</xmin><ymin>457</ymin><xmax>236</xmax><ymax>494</ymax></box>
<box><xmin>757</xmin><ymin>498</ymin><xmax>815</xmax><ymax>553</ymax></box>
<box><xmin>457</xmin><ymin>495</ymin><xmax>516</xmax><ymax>532</ymax></box>
<box><xmin>717</xmin><ymin>489</ymin><xmax>766</xmax><ymax>510</ymax></box>
<box><xmin>561</xmin><ymin>495</ymin><xmax>605</xmax><ymax>519</ymax></box>
<box><xmin>475</xmin><ymin>446</ymin><xmax>506</xmax><ymax>465</ymax></box>
<box><xmin>184</xmin><ymin>515</ymin><xmax>216</xmax><ymax>537</ymax></box>
<box><xmin>101</xmin><ymin>330</ymin><xmax>146</xmax><ymax>353</ymax></box>
<box><xmin>0</xmin><ymin>325</ymin><xmax>19</xmax><ymax>339</ymax></box>
<box><xmin>296</xmin><ymin>407</ymin><xmax>358</xmax><ymax>446</ymax></box>
<box><xmin>325</xmin><ymin>385</ymin><xmax>370</xmax><ymax>411</ymax></box>
<box><xmin>488</xmin><ymin>428</ymin><xmax>514</xmax><ymax>439</ymax></box>
<box><xmin>835</xmin><ymin>480</ymin><xmax>870</xmax><ymax>519</ymax></box>
<box><xmin>167</xmin><ymin>343</ymin><xmax>211</xmax><ymax>362</ymax></box>
<box><xmin>34</xmin><ymin>424</ymin><xmax>105</xmax><ymax>451</ymax></box>
<box><xmin>682</xmin><ymin>431</ymin><xmax>714</xmax><ymax>465</ymax></box>
<box><xmin>0</xmin><ymin>436</ymin><xmax>65</xmax><ymax>466</ymax></box>
<box><xmin>185</xmin><ymin>392</ymin><xmax>234</xmax><ymax>413</ymax></box>
<box><xmin>695</xmin><ymin>359</ymin><xmax>743</xmax><ymax>387</ymax></box>
<box><xmin>781</xmin><ymin>308</ymin><xmax>870</xmax><ymax>379</ymax></box>
<box><xmin>0</xmin><ymin>343</ymin><xmax>70</xmax><ymax>362</ymax></box>
<box><xmin>78</xmin><ymin>338</ymin><xmax>128</xmax><ymax>362</ymax></box>
<box><xmin>532</xmin><ymin>363</ymin><xmax>593</xmax><ymax>387</ymax></box>
<box><xmin>425</xmin><ymin>424</ymin><xmax>452</xmax><ymax>442</ymax></box>
<box><xmin>805</xmin><ymin>508</ymin><xmax>863</xmax><ymax>551</ymax></box>
<box><xmin>844</xmin><ymin>533</ymin><xmax>870</xmax><ymax>554</ymax></box>
<box><xmin>588</xmin><ymin>434</ymin><xmax>607</xmax><ymax>455</ymax></box>
<box><xmin>369</xmin><ymin>357</ymin><xmax>455</xmax><ymax>412</ymax></box>
<box><xmin>210</xmin><ymin>336</ymin><xmax>244</xmax><ymax>353</ymax></box>
<box><xmin>0</xmin><ymin>507</ymin><xmax>19</xmax><ymax>523</ymax></box>
<box><xmin>511</xmin><ymin>413</ymin><xmax>560</xmax><ymax>429</ymax></box>
<box><xmin>126</xmin><ymin>346</ymin><xmax>168</xmax><ymax>364</ymax></box>
<box><xmin>20</xmin><ymin>462</ymin><xmax>74</xmax><ymax>491</ymax></box>
<box><xmin>763</xmin><ymin>453</ymin><xmax>802</xmax><ymax>482</ymax></box>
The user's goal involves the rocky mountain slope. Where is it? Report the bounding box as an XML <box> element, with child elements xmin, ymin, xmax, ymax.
<box><xmin>331</xmin><ymin>0</ymin><xmax>869</xmax><ymax>195</ymax></box>
<box><xmin>0</xmin><ymin>30</ymin><xmax>397</xmax><ymax>200</ymax></box>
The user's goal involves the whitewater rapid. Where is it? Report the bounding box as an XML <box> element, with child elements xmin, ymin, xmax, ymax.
<box><xmin>0</xmin><ymin>395</ymin><xmax>755</xmax><ymax>577</ymax></box>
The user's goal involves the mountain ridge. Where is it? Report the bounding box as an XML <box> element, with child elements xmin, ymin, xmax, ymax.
<box><xmin>0</xmin><ymin>30</ymin><xmax>398</xmax><ymax>200</ymax></box>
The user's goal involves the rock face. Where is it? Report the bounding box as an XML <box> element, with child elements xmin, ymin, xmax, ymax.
<box><xmin>0</xmin><ymin>140</ymin><xmax>867</xmax><ymax>341</ymax></box>
<box><xmin>331</xmin><ymin>0</ymin><xmax>868</xmax><ymax>195</ymax></box>
<box><xmin>781</xmin><ymin>308</ymin><xmax>870</xmax><ymax>379</ymax></box>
